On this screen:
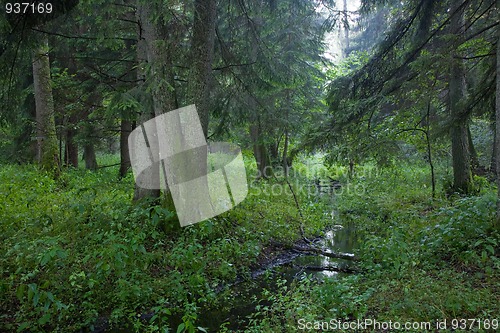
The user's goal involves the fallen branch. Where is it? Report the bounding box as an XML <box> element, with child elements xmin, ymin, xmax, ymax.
<box><xmin>269</xmin><ymin>240</ymin><xmax>359</xmax><ymax>261</ymax></box>
<box><xmin>298</xmin><ymin>264</ymin><xmax>358</xmax><ymax>274</ymax></box>
<box><xmin>292</xmin><ymin>245</ymin><xmax>358</xmax><ymax>261</ymax></box>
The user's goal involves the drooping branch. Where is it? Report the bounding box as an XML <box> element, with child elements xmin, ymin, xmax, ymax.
<box><xmin>344</xmin><ymin>0</ymin><xmax>472</xmax><ymax>102</ymax></box>
<box><xmin>212</xmin><ymin>62</ymin><xmax>256</xmax><ymax>71</ymax></box>
<box><xmin>465</xmin><ymin>21</ymin><xmax>500</xmax><ymax>42</ymax></box>
<box><xmin>454</xmin><ymin>53</ymin><xmax>496</xmax><ymax>60</ymax></box>
<box><xmin>30</xmin><ymin>28</ymin><xmax>137</xmax><ymax>42</ymax></box>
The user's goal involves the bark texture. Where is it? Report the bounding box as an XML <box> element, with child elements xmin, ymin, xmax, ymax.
<box><xmin>32</xmin><ymin>33</ymin><xmax>59</xmax><ymax>173</ymax></box>
<box><xmin>83</xmin><ymin>144</ymin><xmax>97</xmax><ymax>170</ymax></box>
<box><xmin>449</xmin><ymin>1</ymin><xmax>472</xmax><ymax>194</ymax></box>
<box><xmin>119</xmin><ymin>119</ymin><xmax>132</xmax><ymax>178</ymax></box>
<box><xmin>133</xmin><ymin>3</ymin><xmax>176</xmax><ymax>202</ymax></box>
<box><xmin>187</xmin><ymin>0</ymin><xmax>216</xmax><ymax>137</ymax></box>
<box><xmin>64</xmin><ymin>116</ymin><xmax>79</xmax><ymax>168</ymax></box>
<box><xmin>495</xmin><ymin>0</ymin><xmax>500</xmax><ymax>227</ymax></box>
<box><xmin>250</xmin><ymin>118</ymin><xmax>272</xmax><ymax>179</ymax></box>
<box><xmin>246</xmin><ymin>18</ymin><xmax>272</xmax><ymax>179</ymax></box>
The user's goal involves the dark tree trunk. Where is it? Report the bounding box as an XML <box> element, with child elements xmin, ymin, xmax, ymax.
<box><xmin>491</xmin><ymin>110</ymin><xmax>496</xmax><ymax>173</ymax></box>
<box><xmin>183</xmin><ymin>0</ymin><xmax>217</xmax><ymax>221</ymax></box>
<box><xmin>250</xmin><ymin>119</ymin><xmax>272</xmax><ymax>179</ymax></box>
<box><xmin>133</xmin><ymin>2</ymin><xmax>177</xmax><ymax>203</ymax></box>
<box><xmin>24</xmin><ymin>90</ymin><xmax>37</xmax><ymax>162</ymax></box>
<box><xmin>83</xmin><ymin>144</ymin><xmax>97</xmax><ymax>170</ymax></box>
<box><xmin>80</xmin><ymin>91</ymin><xmax>101</xmax><ymax>171</ymax></box>
<box><xmin>495</xmin><ymin>0</ymin><xmax>500</xmax><ymax>227</ymax></box>
<box><xmin>245</xmin><ymin>15</ymin><xmax>272</xmax><ymax>179</ymax></box>
<box><xmin>467</xmin><ymin>125</ymin><xmax>479</xmax><ymax>171</ymax></box>
<box><xmin>64</xmin><ymin>114</ymin><xmax>78</xmax><ymax>168</ymax></box>
<box><xmin>450</xmin><ymin>124</ymin><xmax>471</xmax><ymax>192</ymax></box>
<box><xmin>449</xmin><ymin>1</ymin><xmax>472</xmax><ymax>194</ymax></box>
<box><xmin>269</xmin><ymin>142</ymin><xmax>279</xmax><ymax>163</ymax></box>
<box><xmin>348</xmin><ymin>158</ymin><xmax>355</xmax><ymax>179</ymax></box>
<box><xmin>282</xmin><ymin>90</ymin><xmax>291</xmax><ymax>176</ymax></box>
<box><xmin>426</xmin><ymin>101</ymin><xmax>435</xmax><ymax>198</ymax></box>
<box><xmin>61</xmin><ymin>41</ymin><xmax>79</xmax><ymax>168</ymax></box>
<box><xmin>187</xmin><ymin>0</ymin><xmax>216</xmax><ymax>137</ymax></box>
<box><xmin>282</xmin><ymin>129</ymin><xmax>289</xmax><ymax>176</ymax></box>
<box><xmin>286</xmin><ymin>148</ymin><xmax>297</xmax><ymax>168</ymax></box>
<box><xmin>119</xmin><ymin>119</ymin><xmax>132</xmax><ymax>178</ymax></box>
<box><xmin>133</xmin><ymin>4</ymin><xmax>159</xmax><ymax>202</ymax></box>
<box><xmin>32</xmin><ymin>32</ymin><xmax>59</xmax><ymax>173</ymax></box>
<box><xmin>65</xmin><ymin>130</ymin><xmax>78</xmax><ymax>167</ymax></box>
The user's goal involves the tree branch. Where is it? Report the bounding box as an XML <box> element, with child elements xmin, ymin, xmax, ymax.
<box><xmin>212</xmin><ymin>62</ymin><xmax>256</xmax><ymax>71</ymax></box>
<box><xmin>454</xmin><ymin>53</ymin><xmax>496</xmax><ymax>60</ymax></box>
<box><xmin>31</xmin><ymin>28</ymin><xmax>137</xmax><ymax>42</ymax></box>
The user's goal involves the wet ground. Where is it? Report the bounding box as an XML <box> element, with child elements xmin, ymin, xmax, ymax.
<box><xmin>196</xmin><ymin>220</ymin><xmax>358</xmax><ymax>331</ymax></box>
<box><xmin>102</xmin><ymin>220</ymin><xmax>357</xmax><ymax>332</ymax></box>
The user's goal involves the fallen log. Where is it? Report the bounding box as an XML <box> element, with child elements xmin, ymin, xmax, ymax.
<box><xmin>291</xmin><ymin>245</ymin><xmax>359</xmax><ymax>261</ymax></box>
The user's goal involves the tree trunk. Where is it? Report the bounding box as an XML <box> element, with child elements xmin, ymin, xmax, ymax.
<box><xmin>32</xmin><ymin>33</ymin><xmax>59</xmax><ymax>173</ymax></box>
<box><xmin>119</xmin><ymin>119</ymin><xmax>132</xmax><ymax>177</ymax></box>
<box><xmin>467</xmin><ymin>125</ymin><xmax>479</xmax><ymax>171</ymax></box>
<box><xmin>490</xmin><ymin>110</ymin><xmax>496</xmax><ymax>173</ymax></box>
<box><xmin>269</xmin><ymin>142</ymin><xmax>279</xmax><ymax>163</ymax></box>
<box><xmin>426</xmin><ymin>101</ymin><xmax>435</xmax><ymax>198</ymax></box>
<box><xmin>187</xmin><ymin>0</ymin><xmax>216</xmax><ymax>137</ymax></box>
<box><xmin>133</xmin><ymin>2</ymin><xmax>177</xmax><ymax>202</ymax></box>
<box><xmin>61</xmin><ymin>41</ymin><xmax>79</xmax><ymax>168</ymax></box>
<box><xmin>250</xmin><ymin>118</ymin><xmax>272</xmax><ymax>179</ymax></box>
<box><xmin>133</xmin><ymin>4</ymin><xmax>159</xmax><ymax>202</ymax></box>
<box><xmin>182</xmin><ymin>0</ymin><xmax>217</xmax><ymax>221</ymax></box>
<box><xmin>80</xmin><ymin>91</ymin><xmax>101</xmax><ymax>171</ymax></box>
<box><xmin>282</xmin><ymin>129</ymin><xmax>289</xmax><ymax>176</ymax></box>
<box><xmin>348</xmin><ymin>158</ymin><xmax>355</xmax><ymax>179</ymax></box>
<box><xmin>342</xmin><ymin>0</ymin><xmax>349</xmax><ymax>57</ymax></box>
<box><xmin>449</xmin><ymin>1</ymin><xmax>472</xmax><ymax>194</ymax></box>
<box><xmin>246</xmin><ymin>16</ymin><xmax>272</xmax><ymax>179</ymax></box>
<box><xmin>141</xmin><ymin>6</ymin><xmax>177</xmax><ymax>118</ymax></box>
<box><xmin>495</xmin><ymin>0</ymin><xmax>500</xmax><ymax>227</ymax></box>
<box><xmin>64</xmin><ymin>114</ymin><xmax>78</xmax><ymax>168</ymax></box>
<box><xmin>282</xmin><ymin>90</ymin><xmax>291</xmax><ymax>176</ymax></box>
<box><xmin>450</xmin><ymin>122</ymin><xmax>471</xmax><ymax>194</ymax></box>
<box><xmin>286</xmin><ymin>148</ymin><xmax>297</xmax><ymax>168</ymax></box>
<box><xmin>83</xmin><ymin>144</ymin><xmax>97</xmax><ymax>170</ymax></box>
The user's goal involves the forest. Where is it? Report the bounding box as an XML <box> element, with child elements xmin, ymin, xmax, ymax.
<box><xmin>0</xmin><ymin>0</ymin><xmax>499</xmax><ymax>332</ymax></box>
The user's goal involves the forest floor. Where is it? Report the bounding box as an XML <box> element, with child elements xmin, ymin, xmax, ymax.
<box><xmin>0</xmin><ymin>154</ymin><xmax>499</xmax><ymax>332</ymax></box>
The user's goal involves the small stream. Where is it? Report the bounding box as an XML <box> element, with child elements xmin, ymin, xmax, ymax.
<box><xmin>103</xmin><ymin>219</ymin><xmax>357</xmax><ymax>332</ymax></box>
<box><xmin>200</xmin><ymin>221</ymin><xmax>357</xmax><ymax>331</ymax></box>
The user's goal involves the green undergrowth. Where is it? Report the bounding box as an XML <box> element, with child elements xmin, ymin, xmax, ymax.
<box><xmin>338</xmin><ymin>164</ymin><xmax>499</xmax><ymax>320</ymax></box>
<box><xmin>2</xmin><ymin>158</ymin><xmax>499</xmax><ymax>332</ymax></box>
<box><xmin>0</xmin><ymin>154</ymin><xmax>332</xmax><ymax>333</ymax></box>
<box><xmin>241</xmin><ymin>162</ymin><xmax>499</xmax><ymax>332</ymax></box>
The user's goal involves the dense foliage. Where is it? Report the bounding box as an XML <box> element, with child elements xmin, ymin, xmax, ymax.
<box><xmin>0</xmin><ymin>0</ymin><xmax>499</xmax><ymax>332</ymax></box>
<box><xmin>1</xmin><ymin>156</ymin><xmax>498</xmax><ymax>332</ymax></box>
<box><xmin>0</xmin><ymin>154</ymin><xmax>332</xmax><ymax>331</ymax></box>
